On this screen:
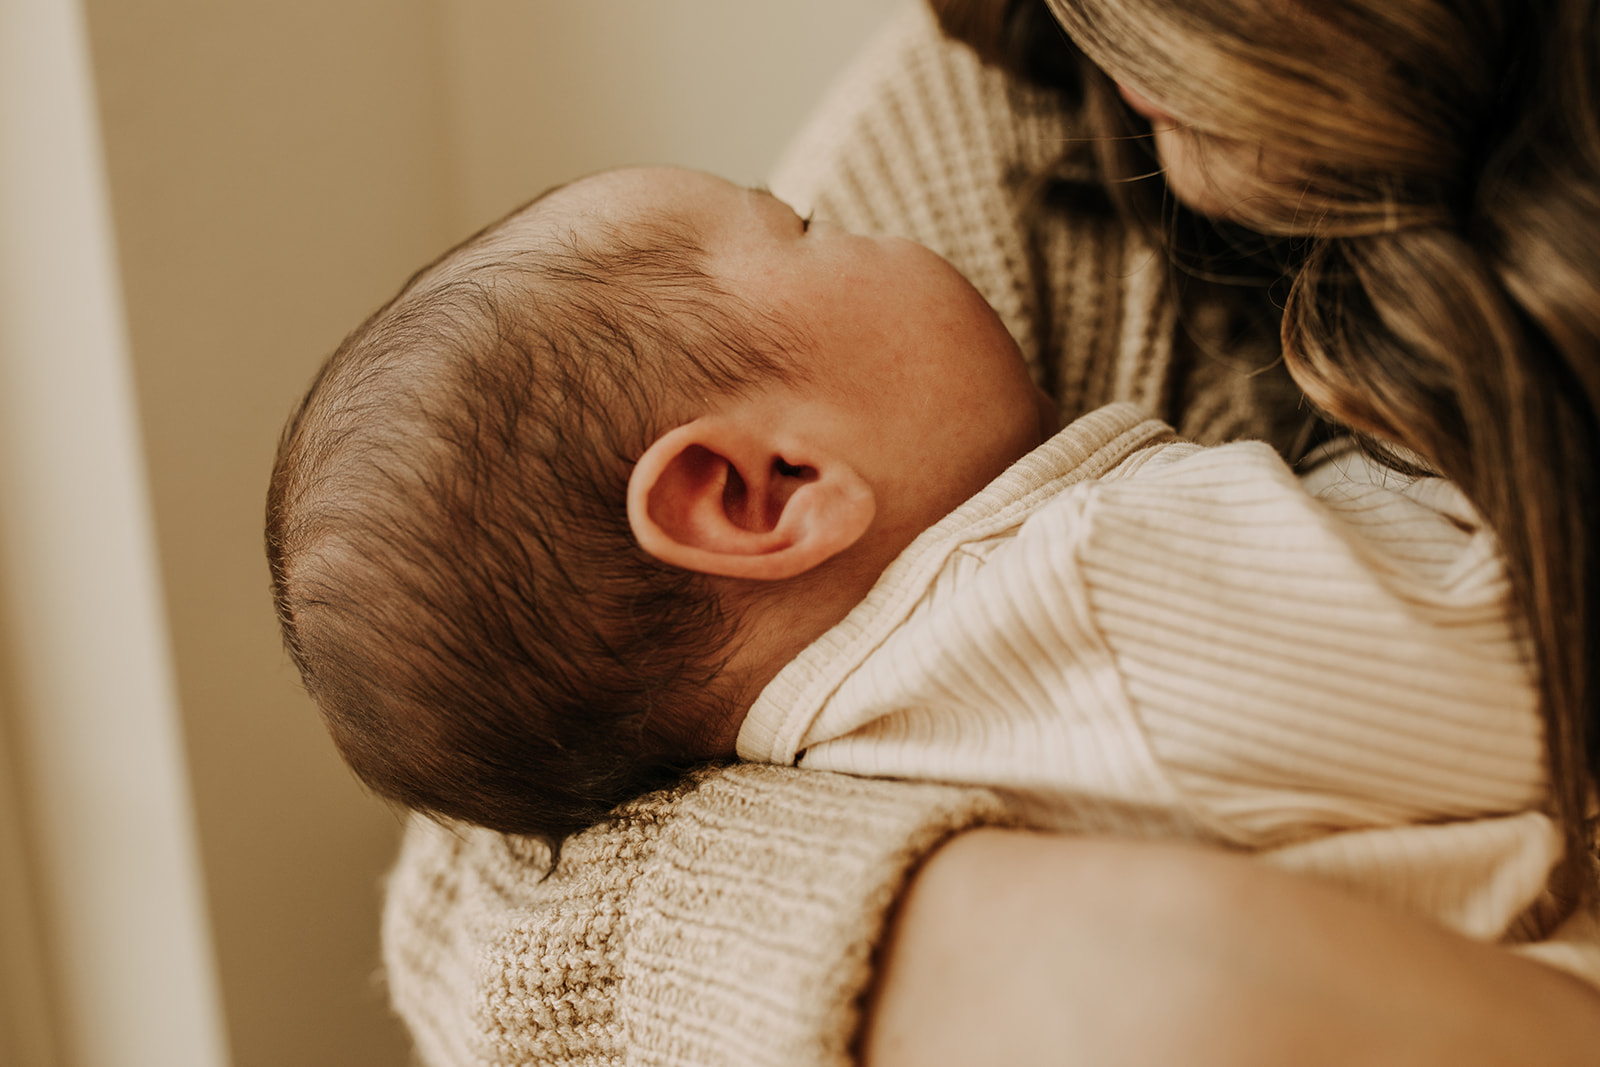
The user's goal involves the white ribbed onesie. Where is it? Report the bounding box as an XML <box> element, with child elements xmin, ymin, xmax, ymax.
<box><xmin>739</xmin><ymin>404</ymin><xmax>1557</xmax><ymax>940</ymax></box>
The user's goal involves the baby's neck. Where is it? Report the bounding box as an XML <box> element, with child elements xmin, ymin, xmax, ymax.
<box><xmin>701</xmin><ymin>550</ymin><xmax>891</xmax><ymax>756</ymax></box>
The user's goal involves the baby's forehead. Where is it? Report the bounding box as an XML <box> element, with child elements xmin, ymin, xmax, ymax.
<box><xmin>470</xmin><ymin>172</ymin><xmax>702</xmax><ymax>267</ymax></box>
<box><xmin>533</xmin><ymin>167</ymin><xmax>750</xmax><ymax>241</ymax></box>
<box><xmin>537</xmin><ymin>167</ymin><xmax>687</xmax><ymax>217</ymax></box>
<box><xmin>413</xmin><ymin>167</ymin><xmax>731</xmax><ymax>304</ymax></box>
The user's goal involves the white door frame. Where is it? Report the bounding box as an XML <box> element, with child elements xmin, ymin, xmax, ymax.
<box><xmin>0</xmin><ymin>1</ymin><xmax>229</xmax><ymax>1064</ymax></box>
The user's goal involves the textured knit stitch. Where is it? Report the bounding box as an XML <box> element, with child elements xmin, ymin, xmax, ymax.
<box><xmin>385</xmin><ymin>766</ymin><xmax>1012</xmax><ymax>1067</ymax></box>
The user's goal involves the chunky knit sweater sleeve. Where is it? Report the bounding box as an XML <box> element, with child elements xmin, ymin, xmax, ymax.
<box><xmin>384</xmin><ymin>767</ymin><xmax>1011</xmax><ymax>1067</ymax></box>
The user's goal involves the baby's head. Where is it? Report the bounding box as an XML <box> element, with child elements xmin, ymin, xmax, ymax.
<box><xmin>267</xmin><ymin>166</ymin><xmax>1053</xmax><ymax>844</ymax></box>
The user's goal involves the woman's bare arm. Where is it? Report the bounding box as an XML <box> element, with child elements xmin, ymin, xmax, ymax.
<box><xmin>862</xmin><ymin>830</ymin><xmax>1600</xmax><ymax>1067</ymax></box>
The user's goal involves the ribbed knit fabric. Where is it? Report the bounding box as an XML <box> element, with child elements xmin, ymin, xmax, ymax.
<box><xmin>739</xmin><ymin>403</ymin><xmax>1553</xmax><ymax>941</ymax></box>
<box><xmin>382</xmin><ymin>5</ymin><xmax>1600</xmax><ymax>1063</ymax></box>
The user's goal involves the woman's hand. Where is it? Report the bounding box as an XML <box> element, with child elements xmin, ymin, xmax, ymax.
<box><xmin>862</xmin><ymin>829</ymin><xmax>1600</xmax><ymax>1067</ymax></box>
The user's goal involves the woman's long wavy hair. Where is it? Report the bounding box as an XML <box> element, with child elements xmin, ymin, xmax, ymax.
<box><xmin>939</xmin><ymin>0</ymin><xmax>1600</xmax><ymax>886</ymax></box>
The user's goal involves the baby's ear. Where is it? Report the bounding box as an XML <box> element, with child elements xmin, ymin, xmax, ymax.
<box><xmin>627</xmin><ymin>416</ymin><xmax>875</xmax><ymax>580</ymax></box>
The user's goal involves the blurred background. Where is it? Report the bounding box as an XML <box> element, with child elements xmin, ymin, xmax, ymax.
<box><xmin>0</xmin><ymin>1</ymin><xmax>902</xmax><ymax>1063</ymax></box>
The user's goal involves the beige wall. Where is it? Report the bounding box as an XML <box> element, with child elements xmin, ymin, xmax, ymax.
<box><xmin>65</xmin><ymin>1</ymin><xmax>900</xmax><ymax>1064</ymax></box>
<box><xmin>438</xmin><ymin>2</ymin><xmax>904</xmax><ymax>229</ymax></box>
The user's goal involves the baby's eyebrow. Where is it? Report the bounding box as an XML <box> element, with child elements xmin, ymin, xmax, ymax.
<box><xmin>751</xmin><ymin>184</ymin><xmax>803</xmax><ymax>207</ymax></box>
<box><xmin>746</xmin><ymin>185</ymin><xmax>807</xmax><ymax>219</ymax></box>
<box><xmin>747</xmin><ymin>184</ymin><xmax>783</xmax><ymax>206</ymax></box>
<box><xmin>743</xmin><ymin>184</ymin><xmax>813</xmax><ymax>229</ymax></box>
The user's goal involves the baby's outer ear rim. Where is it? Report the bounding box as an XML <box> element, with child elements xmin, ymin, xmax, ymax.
<box><xmin>626</xmin><ymin>417</ymin><xmax>875</xmax><ymax>581</ymax></box>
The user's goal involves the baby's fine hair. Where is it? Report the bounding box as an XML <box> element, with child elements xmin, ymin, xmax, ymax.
<box><xmin>266</xmin><ymin>191</ymin><xmax>803</xmax><ymax>847</ymax></box>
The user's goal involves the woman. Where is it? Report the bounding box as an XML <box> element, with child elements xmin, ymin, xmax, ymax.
<box><xmin>1047</xmin><ymin>0</ymin><xmax>1600</xmax><ymax>880</ymax></box>
<box><xmin>382</xmin><ymin>3</ymin><xmax>1600</xmax><ymax>1063</ymax></box>
<box><xmin>866</xmin><ymin>1</ymin><xmax>1600</xmax><ymax>1061</ymax></box>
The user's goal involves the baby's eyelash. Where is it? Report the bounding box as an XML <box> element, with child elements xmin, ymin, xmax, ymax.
<box><xmin>801</xmin><ymin>212</ymin><xmax>814</xmax><ymax>233</ymax></box>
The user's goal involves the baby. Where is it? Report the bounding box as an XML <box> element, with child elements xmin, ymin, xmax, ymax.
<box><xmin>269</xmin><ymin>165</ymin><xmax>1057</xmax><ymax>842</ymax></box>
<box><xmin>269</xmin><ymin>167</ymin><xmax>1554</xmax><ymax>938</ymax></box>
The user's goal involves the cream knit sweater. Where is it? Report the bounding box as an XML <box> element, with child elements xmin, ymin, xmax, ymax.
<box><xmin>382</xmin><ymin>6</ymin><xmax>1600</xmax><ymax>1065</ymax></box>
